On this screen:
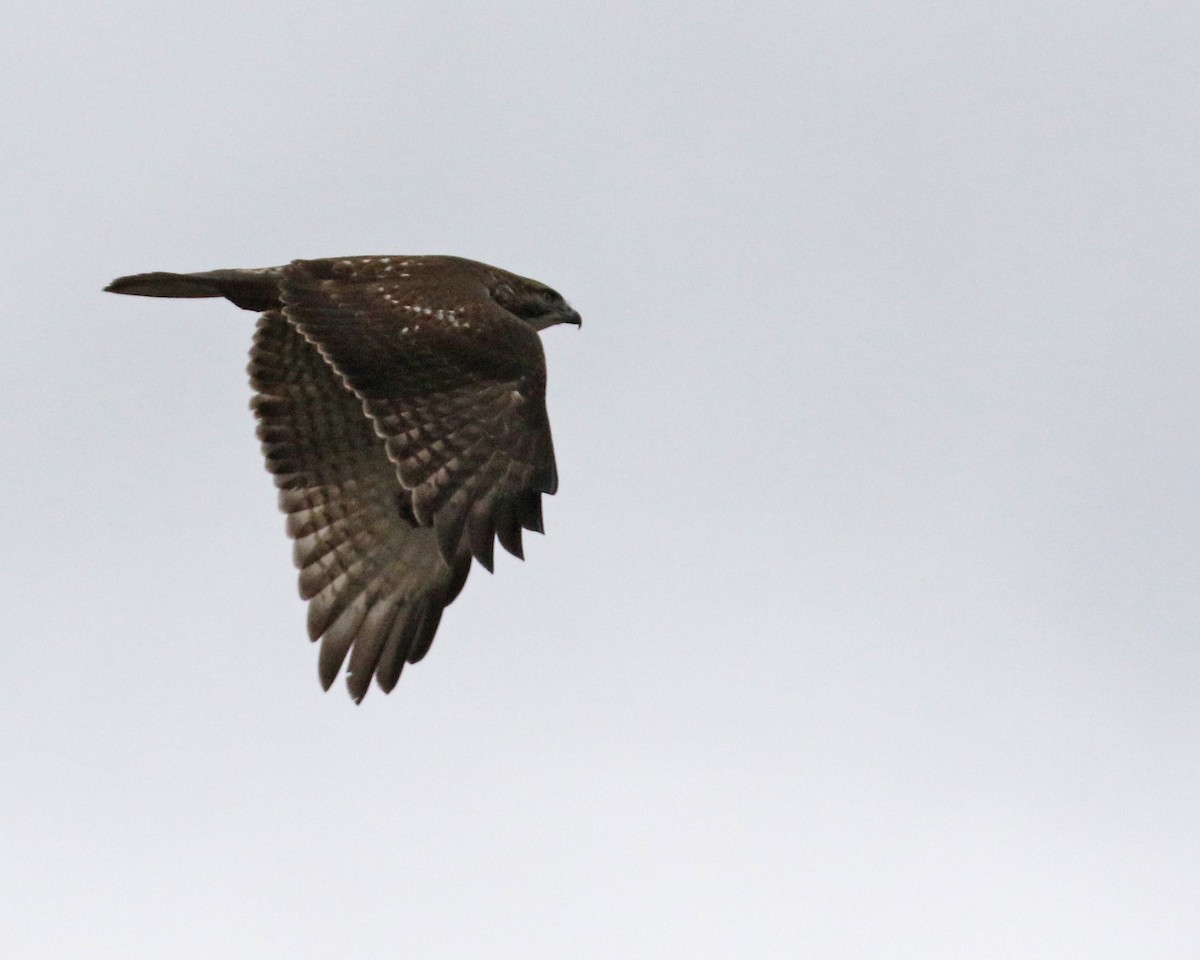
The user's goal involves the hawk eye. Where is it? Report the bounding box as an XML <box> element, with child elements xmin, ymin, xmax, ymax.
<box><xmin>509</xmin><ymin>298</ymin><xmax>552</xmax><ymax>321</ymax></box>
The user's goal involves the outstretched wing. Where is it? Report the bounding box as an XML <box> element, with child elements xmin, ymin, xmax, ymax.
<box><xmin>278</xmin><ymin>257</ymin><xmax>559</xmax><ymax>573</ymax></box>
<box><xmin>249</xmin><ymin>311</ymin><xmax>470</xmax><ymax>702</ymax></box>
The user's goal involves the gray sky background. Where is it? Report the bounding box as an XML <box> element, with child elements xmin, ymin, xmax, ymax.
<box><xmin>3</xmin><ymin>1</ymin><xmax>1198</xmax><ymax>956</ymax></box>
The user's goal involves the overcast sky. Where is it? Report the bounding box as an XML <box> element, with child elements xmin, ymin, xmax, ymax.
<box><xmin>3</xmin><ymin>1</ymin><xmax>1198</xmax><ymax>957</ymax></box>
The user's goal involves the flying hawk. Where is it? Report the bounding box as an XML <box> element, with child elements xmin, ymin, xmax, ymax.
<box><xmin>105</xmin><ymin>255</ymin><xmax>580</xmax><ymax>702</ymax></box>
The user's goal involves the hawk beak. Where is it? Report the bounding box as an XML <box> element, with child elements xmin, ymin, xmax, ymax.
<box><xmin>563</xmin><ymin>308</ymin><xmax>582</xmax><ymax>327</ymax></box>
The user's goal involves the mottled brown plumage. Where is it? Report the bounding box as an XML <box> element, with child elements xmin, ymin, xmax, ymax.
<box><xmin>106</xmin><ymin>255</ymin><xmax>580</xmax><ymax>701</ymax></box>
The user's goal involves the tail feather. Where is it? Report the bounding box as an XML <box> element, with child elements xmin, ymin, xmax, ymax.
<box><xmin>105</xmin><ymin>268</ymin><xmax>283</xmax><ymax>312</ymax></box>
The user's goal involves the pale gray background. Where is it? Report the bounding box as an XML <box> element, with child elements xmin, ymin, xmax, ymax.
<box><xmin>3</xmin><ymin>1</ymin><xmax>1198</xmax><ymax>957</ymax></box>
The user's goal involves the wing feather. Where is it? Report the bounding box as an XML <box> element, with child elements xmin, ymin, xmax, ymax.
<box><xmin>249</xmin><ymin>310</ymin><xmax>471</xmax><ymax>701</ymax></box>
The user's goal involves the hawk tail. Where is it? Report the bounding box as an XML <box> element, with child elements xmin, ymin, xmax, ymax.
<box><xmin>105</xmin><ymin>268</ymin><xmax>283</xmax><ymax>312</ymax></box>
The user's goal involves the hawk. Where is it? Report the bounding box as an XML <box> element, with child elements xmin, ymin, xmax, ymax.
<box><xmin>105</xmin><ymin>255</ymin><xmax>580</xmax><ymax>702</ymax></box>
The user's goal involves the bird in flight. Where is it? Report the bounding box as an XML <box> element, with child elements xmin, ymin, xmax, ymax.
<box><xmin>106</xmin><ymin>255</ymin><xmax>580</xmax><ymax>702</ymax></box>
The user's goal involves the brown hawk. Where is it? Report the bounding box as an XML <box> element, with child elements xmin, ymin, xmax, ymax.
<box><xmin>105</xmin><ymin>256</ymin><xmax>580</xmax><ymax>702</ymax></box>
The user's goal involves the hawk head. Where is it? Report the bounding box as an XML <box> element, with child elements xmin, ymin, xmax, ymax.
<box><xmin>488</xmin><ymin>274</ymin><xmax>582</xmax><ymax>332</ymax></box>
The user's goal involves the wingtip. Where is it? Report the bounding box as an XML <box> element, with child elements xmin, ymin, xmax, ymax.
<box><xmin>375</xmin><ymin>668</ymin><xmax>402</xmax><ymax>695</ymax></box>
<box><xmin>347</xmin><ymin>674</ymin><xmax>368</xmax><ymax>704</ymax></box>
